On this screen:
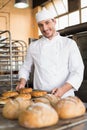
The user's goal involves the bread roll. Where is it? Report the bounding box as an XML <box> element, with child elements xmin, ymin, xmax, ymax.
<box><xmin>19</xmin><ymin>88</ymin><xmax>32</xmax><ymax>94</ymax></box>
<box><xmin>2</xmin><ymin>91</ymin><xmax>19</xmax><ymax>98</ymax></box>
<box><xmin>54</xmin><ymin>96</ymin><xmax>86</xmax><ymax>119</ymax></box>
<box><xmin>18</xmin><ymin>102</ymin><xmax>58</xmax><ymax>128</ymax></box>
<box><xmin>15</xmin><ymin>93</ymin><xmax>31</xmax><ymax>100</ymax></box>
<box><xmin>31</xmin><ymin>90</ymin><xmax>47</xmax><ymax>97</ymax></box>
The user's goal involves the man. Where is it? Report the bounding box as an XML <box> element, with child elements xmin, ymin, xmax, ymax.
<box><xmin>16</xmin><ymin>8</ymin><xmax>84</xmax><ymax>98</ymax></box>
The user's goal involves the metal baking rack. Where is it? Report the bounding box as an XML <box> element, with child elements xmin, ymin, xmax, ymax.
<box><xmin>0</xmin><ymin>30</ymin><xmax>27</xmax><ymax>92</ymax></box>
<box><xmin>11</xmin><ymin>40</ymin><xmax>27</xmax><ymax>88</ymax></box>
<box><xmin>0</xmin><ymin>30</ymin><xmax>12</xmax><ymax>92</ymax></box>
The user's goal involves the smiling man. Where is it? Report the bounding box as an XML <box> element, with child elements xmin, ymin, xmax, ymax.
<box><xmin>16</xmin><ymin>8</ymin><xmax>84</xmax><ymax>98</ymax></box>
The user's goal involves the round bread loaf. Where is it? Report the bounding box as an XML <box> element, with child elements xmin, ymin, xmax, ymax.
<box><xmin>31</xmin><ymin>90</ymin><xmax>47</xmax><ymax>97</ymax></box>
<box><xmin>0</xmin><ymin>98</ymin><xmax>11</xmax><ymax>105</ymax></box>
<box><xmin>54</xmin><ymin>96</ymin><xmax>86</xmax><ymax>119</ymax></box>
<box><xmin>19</xmin><ymin>88</ymin><xmax>32</xmax><ymax>94</ymax></box>
<box><xmin>2</xmin><ymin>98</ymin><xmax>32</xmax><ymax>119</ymax></box>
<box><xmin>18</xmin><ymin>102</ymin><xmax>58</xmax><ymax>128</ymax></box>
<box><xmin>2</xmin><ymin>91</ymin><xmax>19</xmax><ymax>98</ymax></box>
<box><xmin>2</xmin><ymin>99</ymin><xmax>19</xmax><ymax>119</ymax></box>
<box><xmin>32</xmin><ymin>97</ymin><xmax>50</xmax><ymax>105</ymax></box>
<box><xmin>44</xmin><ymin>94</ymin><xmax>60</xmax><ymax>106</ymax></box>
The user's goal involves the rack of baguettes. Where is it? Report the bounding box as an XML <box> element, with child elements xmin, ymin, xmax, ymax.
<box><xmin>0</xmin><ymin>88</ymin><xmax>87</xmax><ymax>129</ymax></box>
<box><xmin>0</xmin><ymin>30</ymin><xmax>27</xmax><ymax>91</ymax></box>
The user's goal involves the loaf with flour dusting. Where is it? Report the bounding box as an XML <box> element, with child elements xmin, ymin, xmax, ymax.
<box><xmin>54</xmin><ymin>96</ymin><xmax>86</xmax><ymax>119</ymax></box>
<box><xmin>18</xmin><ymin>102</ymin><xmax>58</xmax><ymax>128</ymax></box>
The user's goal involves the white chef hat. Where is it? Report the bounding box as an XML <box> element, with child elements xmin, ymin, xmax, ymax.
<box><xmin>36</xmin><ymin>7</ymin><xmax>54</xmax><ymax>23</ymax></box>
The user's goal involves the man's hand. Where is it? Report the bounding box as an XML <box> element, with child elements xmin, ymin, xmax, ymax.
<box><xmin>16</xmin><ymin>78</ymin><xmax>26</xmax><ymax>91</ymax></box>
<box><xmin>51</xmin><ymin>83</ymin><xmax>73</xmax><ymax>97</ymax></box>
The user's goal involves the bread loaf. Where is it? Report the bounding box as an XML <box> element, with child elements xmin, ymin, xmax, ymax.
<box><xmin>54</xmin><ymin>96</ymin><xmax>86</xmax><ymax>119</ymax></box>
<box><xmin>2</xmin><ymin>99</ymin><xmax>19</xmax><ymax>119</ymax></box>
<box><xmin>32</xmin><ymin>97</ymin><xmax>50</xmax><ymax>105</ymax></box>
<box><xmin>44</xmin><ymin>94</ymin><xmax>60</xmax><ymax>106</ymax></box>
<box><xmin>18</xmin><ymin>102</ymin><xmax>58</xmax><ymax>128</ymax></box>
<box><xmin>0</xmin><ymin>98</ymin><xmax>11</xmax><ymax>105</ymax></box>
<box><xmin>2</xmin><ymin>98</ymin><xmax>32</xmax><ymax>119</ymax></box>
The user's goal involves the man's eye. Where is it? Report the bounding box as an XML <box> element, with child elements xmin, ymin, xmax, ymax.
<box><xmin>38</xmin><ymin>24</ymin><xmax>42</xmax><ymax>27</ymax></box>
<box><xmin>46</xmin><ymin>22</ymin><xmax>49</xmax><ymax>24</ymax></box>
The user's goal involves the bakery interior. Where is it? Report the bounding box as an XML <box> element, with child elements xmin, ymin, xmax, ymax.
<box><xmin>0</xmin><ymin>0</ymin><xmax>87</xmax><ymax>130</ymax></box>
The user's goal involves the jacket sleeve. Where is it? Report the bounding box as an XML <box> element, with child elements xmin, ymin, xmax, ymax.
<box><xmin>66</xmin><ymin>40</ymin><xmax>84</xmax><ymax>91</ymax></box>
<box><xmin>18</xmin><ymin>44</ymin><xmax>33</xmax><ymax>81</ymax></box>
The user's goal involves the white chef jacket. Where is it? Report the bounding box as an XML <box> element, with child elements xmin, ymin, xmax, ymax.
<box><xmin>19</xmin><ymin>34</ymin><xmax>84</xmax><ymax>98</ymax></box>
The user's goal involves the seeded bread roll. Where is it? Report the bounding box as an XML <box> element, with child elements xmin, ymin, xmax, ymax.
<box><xmin>15</xmin><ymin>93</ymin><xmax>31</xmax><ymax>100</ymax></box>
<box><xmin>18</xmin><ymin>102</ymin><xmax>58</xmax><ymax>128</ymax></box>
<box><xmin>54</xmin><ymin>96</ymin><xmax>86</xmax><ymax>119</ymax></box>
<box><xmin>19</xmin><ymin>88</ymin><xmax>32</xmax><ymax>94</ymax></box>
<box><xmin>2</xmin><ymin>91</ymin><xmax>19</xmax><ymax>98</ymax></box>
<box><xmin>31</xmin><ymin>90</ymin><xmax>47</xmax><ymax>97</ymax></box>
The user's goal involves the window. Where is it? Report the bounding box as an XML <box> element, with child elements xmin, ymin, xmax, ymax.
<box><xmin>58</xmin><ymin>15</ymin><xmax>68</xmax><ymax>30</ymax></box>
<box><xmin>69</xmin><ymin>11</ymin><xmax>80</xmax><ymax>26</ymax></box>
<box><xmin>53</xmin><ymin>0</ymin><xmax>68</xmax><ymax>15</ymax></box>
<box><xmin>44</xmin><ymin>2</ymin><xmax>57</xmax><ymax>17</ymax></box>
<box><xmin>81</xmin><ymin>8</ymin><xmax>87</xmax><ymax>23</ymax></box>
<box><xmin>81</xmin><ymin>0</ymin><xmax>87</xmax><ymax>8</ymax></box>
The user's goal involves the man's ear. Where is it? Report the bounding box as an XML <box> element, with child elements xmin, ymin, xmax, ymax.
<box><xmin>52</xmin><ymin>19</ymin><xmax>56</xmax><ymax>24</ymax></box>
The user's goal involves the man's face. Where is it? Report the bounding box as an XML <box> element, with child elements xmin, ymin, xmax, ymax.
<box><xmin>38</xmin><ymin>19</ymin><xmax>56</xmax><ymax>39</ymax></box>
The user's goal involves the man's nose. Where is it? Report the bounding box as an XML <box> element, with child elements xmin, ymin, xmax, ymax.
<box><xmin>43</xmin><ymin>24</ymin><xmax>48</xmax><ymax>31</ymax></box>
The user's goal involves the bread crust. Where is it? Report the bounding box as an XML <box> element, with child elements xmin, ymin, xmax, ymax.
<box><xmin>2</xmin><ymin>98</ymin><xmax>33</xmax><ymax>119</ymax></box>
<box><xmin>32</xmin><ymin>97</ymin><xmax>50</xmax><ymax>105</ymax></box>
<box><xmin>31</xmin><ymin>90</ymin><xmax>47</xmax><ymax>97</ymax></box>
<box><xmin>19</xmin><ymin>88</ymin><xmax>32</xmax><ymax>94</ymax></box>
<box><xmin>54</xmin><ymin>96</ymin><xmax>86</xmax><ymax>119</ymax></box>
<box><xmin>2</xmin><ymin>91</ymin><xmax>19</xmax><ymax>98</ymax></box>
<box><xmin>44</xmin><ymin>94</ymin><xmax>60</xmax><ymax>106</ymax></box>
<box><xmin>0</xmin><ymin>98</ymin><xmax>11</xmax><ymax>105</ymax></box>
<box><xmin>15</xmin><ymin>93</ymin><xmax>31</xmax><ymax>100</ymax></box>
<box><xmin>18</xmin><ymin>102</ymin><xmax>58</xmax><ymax>128</ymax></box>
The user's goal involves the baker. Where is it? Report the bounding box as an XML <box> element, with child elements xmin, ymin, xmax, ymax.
<box><xmin>16</xmin><ymin>8</ymin><xmax>84</xmax><ymax>98</ymax></box>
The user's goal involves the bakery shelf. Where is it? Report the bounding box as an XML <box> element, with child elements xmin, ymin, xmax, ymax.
<box><xmin>0</xmin><ymin>30</ymin><xmax>27</xmax><ymax>90</ymax></box>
